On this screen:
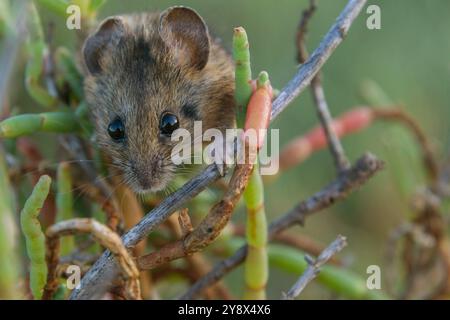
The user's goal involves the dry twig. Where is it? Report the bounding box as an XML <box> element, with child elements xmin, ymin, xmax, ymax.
<box><xmin>137</xmin><ymin>162</ymin><xmax>253</xmax><ymax>270</ymax></box>
<box><xmin>43</xmin><ymin>218</ymin><xmax>141</xmax><ymax>300</ymax></box>
<box><xmin>233</xmin><ymin>225</ymin><xmax>342</xmax><ymax>266</ymax></box>
<box><xmin>166</xmin><ymin>212</ymin><xmax>232</xmax><ymax>299</ymax></box>
<box><xmin>180</xmin><ymin>153</ymin><xmax>383</xmax><ymax>299</ymax></box>
<box><xmin>282</xmin><ymin>235</ymin><xmax>347</xmax><ymax>299</ymax></box>
<box><xmin>296</xmin><ymin>0</ymin><xmax>350</xmax><ymax>172</ymax></box>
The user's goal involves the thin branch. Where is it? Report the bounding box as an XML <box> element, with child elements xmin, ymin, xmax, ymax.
<box><xmin>268</xmin><ymin>153</ymin><xmax>383</xmax><ymax>233</ymax></box>
<box><xmin>282</xmin><ymin>234</ymin><xmax>347</xmax><ymax>300</ymax></box>
<box><xmin>295</xmin><ymin>0</ymin><xmax>317</xmax><ymax>64</ymax></box>
<box><xmin>177</xmin><ymin>208</ymin><xmax>193</xmax><ymax>236</ymax></box>
<box><xmin>310</xmin><ymin>83</ymin><xmax>350</xmax><ymax>172</ymax></box>
<box><xmin>296</xmin><ymin>0</ymin><xmax>350</xmax><ymax>172</ymax></box>
<box><xmin>271</xmin><ymin>0</ymin><xmax>367</xmax><ymax>120</ymax></box>
<box><xmin>166</xmin><ymin>213</ymin><xmax>233</xmax><ymax>299</ymax></box>
<box><xmin>233</xmin><ymin>225</ymin><xmax>342</xmax><ymax>265</ymax></box>
<box><xmin>180</xmin><ymin>153</ymin><xmax>383</xmax><ymax>299</ymax></box>
<box><xmin>137</xmin><ymin>162</ymin><xmax>253</xmax><ymax>270</ymax></box>
<box><xmin>43</xmin><ymin>218</ymin><xmax>141</xmax><ymax>300</ymax></box>
<box><xmin>70</xmin><ymin>0</ymin><xmax>367</xmax><ymax>300</ymax></box>
<box><xmin>70</xmin><ymin>164</ymin><xmax>222</xmax><ymax>299</ymax></box>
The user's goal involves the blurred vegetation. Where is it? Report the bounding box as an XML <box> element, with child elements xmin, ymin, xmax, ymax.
<box><xmin>1</xmin><ymin>0</ymin><xmax>450</xmax><ymax>299</ymax></box>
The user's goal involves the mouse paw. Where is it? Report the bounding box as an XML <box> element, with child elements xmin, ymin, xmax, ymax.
<box><xmin>205</xmin><ymin>133</ymin><xmax>236</xmax><ymax>177</ymax></box>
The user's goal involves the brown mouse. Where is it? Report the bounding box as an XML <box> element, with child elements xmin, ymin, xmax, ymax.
<box><xmin>82</xmin><ymin>6</ymin><xmax>235</xmax><ymax>194</ymax></box>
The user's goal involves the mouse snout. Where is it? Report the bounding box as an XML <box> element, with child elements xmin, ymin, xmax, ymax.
<box><xmin>130</xmin><ymin>155</ymin><xmax>166</xmax><ymax>192</ymax></box>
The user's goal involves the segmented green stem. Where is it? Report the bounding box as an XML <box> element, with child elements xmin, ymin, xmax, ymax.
<box><xmin>34</xmin><ymin>0</ymin><xmax>68</xmax><ymax>17</ymax></box>
<box><xmin>0</xmin><ymin>151</ymin><xmax>21</xmax><ymax>299</ymax></box>
<box><xmin>55</xmin><ymin>47</ymin><xmax>84</xmax><ymax>100</ymax></box>
<box><xmin>20</xmin><ymin>175</ymin><xmax>52</xmax><ymax>299</ymax></box>
<box><xmin>269</xmin><ymin>244</ymin><xmax>387</xmax><ymax>299</ymax></box>
<box><xmin>359</xmin><ymin>79</ymin><xmax>393</xmax><ymax>106</ymax></box>
<box><xmin>243</xmin><ymin>161</ymin><xmax>268</xmax><ymax>299</ymax></box>
<box><xmin>0</xmin><ymin>112</ymin><xmax>80</xmax><ymax>138</ymax></box>
<box><xmin>243</xmin><ymin>73</ymin><xmax>270</xmax><ymax>299</ymax></box>
<box><xmin>233</xmin><ymin>29</ymin><xmax>269</xmax><ymax>299</ymax></box>
<box><xmin>56</xmin><ymin>162</ymin><xmax>74</xmax><ymax>256</ymax></box>
<box><xmin>0</xmin><ymin>0</ymin><xmax>13</xmax><ymax>37</ymax></box>
<box><xmin>233</xmin><ymin>27</ymin><xmax>253</xmax><ymax>128</ymax></box>
<box><xmin>226</xmin><ymin>238</ymin><xmax>388</xmax><ymax>300</ymax></box>
<box><xmin>26</xmin><ymin>2</ymin><xmax>57</xmax><ymax>108</ymax></box>
<box><xmin>89</xmin><ymin>0</ymin><xmax>107</xmax><ymax>12</ymax></box>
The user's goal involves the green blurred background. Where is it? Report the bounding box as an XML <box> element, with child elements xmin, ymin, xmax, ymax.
<box><xmin>6</xmin><ymin>0</ymin><xmax>450</xmax><ymax>298</ymax></box>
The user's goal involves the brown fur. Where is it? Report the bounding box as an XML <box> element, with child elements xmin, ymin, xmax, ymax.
<box><xmin>83</xmin><ymin>8</ymin><xmax>235</xmax><ymax>194</ymax></box>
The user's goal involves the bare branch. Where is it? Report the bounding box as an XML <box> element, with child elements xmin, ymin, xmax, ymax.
<box><xmin>282</xmin><ymin>235</ymin><xmax>347</xmax><ymax>300</ymax></box>
<box><xmin>271</xmin><ymin>0</ymin><xmax>367</xmax><ymax>120</ymax></box>
<box><xmin>310</xmin><ymin>83</ymin><xmax>350</xmax><ymax>172</ymax></box>
<box><xmin>70</xmin><ymin>0</ymin><xmax>367</xmax><ymax>300</ymax></box>
<box><xmin>165</xmin><ymin>214</ymin><xmax>233</xmax><ymax>299</ymax></box>
<box><xmin>70</xmin><ymin>164</ymin><xmax>222</xmax><ymax>299</ymax></box>
<box><xmin>180</xmin><ymin>153</ymin><xmax>383</xmax><ymax>299</ymax></box>
<box><xmin>296</xmin><ymin>0</ymin><xmax>350</xmax><ymax>172</ymax></box>
<box><xmin>178</xmin><ymin>208</ymin><xmax>193</xmax><ymax>236</ymax></box>
<box><xmin>295</xmin><ymin>0</ymin><xmax>317</xmax><ymax>64</ymax></box>
<box><xmin>137</xmin><ymin>162</ymin><xmax>253</xmax><ymax>270</ymax></box>
<box><xmin>43</xmin><ymin>218</ymin><xmax>141</xmax><ymax>300</ymax></box>
<box><xmin>233</xmin><ymin>225</ymin><xmax>342</xmax><ymax>266</ymax></box>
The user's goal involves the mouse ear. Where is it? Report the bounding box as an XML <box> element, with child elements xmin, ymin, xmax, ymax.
<box><xmin>83</xmin><ymin>17</ymin><xmax>126</xmax><ymax>75</ymax></box>
<box><xmin>159</xmin><ymin>6</ymin><xmax>210</xmax><ymax>71</ymax></box>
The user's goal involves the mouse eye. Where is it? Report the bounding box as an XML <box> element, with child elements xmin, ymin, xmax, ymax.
<box><xmin>160</xmin><ymin>113</ymin><xmax>179</xmax><ymax>136</ymax></box>
<box><xmin>108</xmin><ymin>118</ymin><xmax>125</xmax><ymax>142</ymax></box>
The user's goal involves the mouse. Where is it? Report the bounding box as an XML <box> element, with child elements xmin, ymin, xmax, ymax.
<box><xmin>82</xmin><ymin>6</ymin><xmax>235</xmax><ymax>194</ymax></box>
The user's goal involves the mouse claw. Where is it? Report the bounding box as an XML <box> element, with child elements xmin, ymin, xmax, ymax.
<box><xmin>215</xmin><ymin>162</ymin><xmax>227</xmax><ymax>177</ymax></box>
<box><xmin>206</xmin><ymin>133</ymin><xmax>236</xmax><ymax>177</ymax></box>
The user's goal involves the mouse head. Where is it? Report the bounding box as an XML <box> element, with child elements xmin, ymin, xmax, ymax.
<box><xmin>83</xmin><ymin>7</ymin><xmax>235</xmax><ymax>194</ymax></box>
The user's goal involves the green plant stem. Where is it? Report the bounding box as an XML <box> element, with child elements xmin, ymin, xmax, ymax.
<box><xmin>233</xmin><ymin>27</ymin><xmax>253</xmax><ymax>128</ymax></box>
<box><xmin>0</xmin><ymin>111</ymin><xmax>80</xmax><ymax>138</ymax></box>
<box><xmin>243</xmin><ymin>162</ymin><xmax>268</xmax><ymax>299</ymax></box>
<box><xmin>34</xmin><ymin>0</ymin><xmax>68</xmax><ymax>17</ymax></box>
<box><xmin>359</xmin><ymin>79</ymin><xmax>393</xmax><ymax>106</ymax></box>
<box><xmin>242</xmin><ymin>73</ymin><xmax>271</xmax><ymax>300</ymax></box>
<box><xmin>20</xmin><ymin>175</ymin><xmax>52</xmax><ymax>300</ymax></box>
<box><xmin>359</xmin><ymin>80</ymin><xmax>426</xmax><ymax>202</ymax></box>
<box><xmin>55</xmin><ymin>47</ymin><xmax>84</xmax><ymax>100</ymax></box>
<box><xmin>75</xmin><ymin>101</ymin><xmax>94</xmax><ymax>137</ymax></box>
<box><xmin>233</xmin><ymin>29</ymin><xmax>269</xmax><ymax>299</ymax></box>
<box><xmin>226</xmin><ymin>238</ymin><xmax>388</xmax><ymax>300</ymax></box>
<box><xmin>56</xmin><ymin>162</ymin><xmax>74</xmax><ymax>256</ymax></box>
<box><xmin>0</xmin><ymin>0</ymin><xmax>13</xmax><ymax>38</ymax></box>
<box><xmin>26</xmin><ymin>2</ymin><xmax>58</xmax><ymax>108</ymax></box>
<box><xmin>89</xmin><ymin>0</ymin><xmax>107</xmax><ymax>12</ymax></box>
<box><xmin>0</xmin><ymin>150</ymin><xmax>21</xmax><ymax>299</ymax></box>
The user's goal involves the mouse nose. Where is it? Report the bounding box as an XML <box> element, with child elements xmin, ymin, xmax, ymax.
<box><xmin>137</xmin><ymin>174</ymin><xmax>152</xmax><ymax>190</ymax></box>
<box><xmin>132</xmin><ymin>156</ymin><xmax>164</xmax><ymax>190</ymax></box>
<box><xmin>135</xmin><ymin>166</ymin><xmax>156</xmax><ymax>190</ymax></box>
